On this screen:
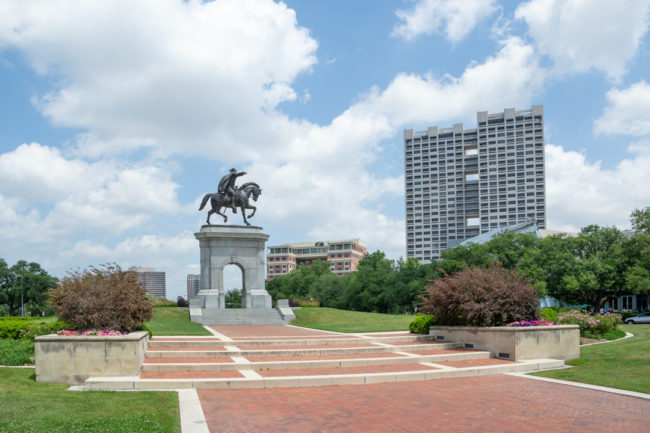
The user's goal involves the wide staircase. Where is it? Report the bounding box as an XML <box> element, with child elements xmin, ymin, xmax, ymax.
<box><xmin>84</xmin><ymin>330</ymin><xmax>564</xmax><ymax>391</ymax></box>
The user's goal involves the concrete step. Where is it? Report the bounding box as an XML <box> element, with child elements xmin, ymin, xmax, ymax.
<box><xmin>147</xmin><ymin>334</ymin><xmax>437</xmax><ymax>348</ymax></box>
<box><xmin>144</xmin><ymin>342</ymin><xmax>462</xmax><ymax>358</ymax></box>
<box><xmin>143</xmin><ymin>350</ymin><xmax>493</xmax><ymax>372</ymax></box>
<box><xmin>83</xmin><ymin>358</ymin><xmax>565</xmax><ymax>391</ymax></box>
<box><xmin>191</xmin><ymin>308</ymin><xmax>288</xmax><ymax>325</ymax></box>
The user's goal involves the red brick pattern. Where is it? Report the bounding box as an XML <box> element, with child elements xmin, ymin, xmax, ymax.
<box><xmin>403</xmin><ymin>348</ymin><xmax>479</xmax><ymax>356</ymax></box>
<box><xmin>149</xmin><ymin>346</ymin><xmax>228</xmax><ymax>351</ymax></box>
<box><xmin>258</xmin><ymin>363</ymin><xmax>438</xmax><ymax>377</ymax></box>
<box><xmin>436</xmin><ymin>358</ymin><xmax>515</xmax><ymax>368</ymax></box>
<box><xmin>141</xmin><ymin>370</ymin><xmax>243</xmax><ymax>379</ymax></box>
<box><xmin>233</xmin><ymin>344</ymin><xmax>377</xmax><ymax>351</ymax></box>
<box><xmin>246</xmin><ymin>352</ymin><xmax>408</xmax><ymax>362</ymax></box>
<box><xmin>198</xmin><ymin>375</ymin><xmax>650</xmax><ymax>433</ymax></box>
<box><xmin>144</xmin><ymin>356</ymin><xmax>235</xmax><ymax>364</ymax></box>
<box><xmin>210</xmin><ymin>325</ymin><xmax>339</xmax><ymax>337</ymax></box>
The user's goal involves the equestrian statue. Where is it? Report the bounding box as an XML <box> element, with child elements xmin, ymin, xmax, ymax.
<box><xmin>199</xmin><ymin>168</ymin><xmax>262</xmax><ymax>226</ymax></box>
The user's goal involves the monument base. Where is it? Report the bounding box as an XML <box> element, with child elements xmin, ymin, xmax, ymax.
<box><xmin>190</xmin><ymin>224</ymin><xmax>280</xmax><ymax>325</ymax></box>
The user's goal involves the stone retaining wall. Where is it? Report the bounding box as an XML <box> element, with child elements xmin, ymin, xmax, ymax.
<box><xmin>429</xmin><ymin>325</ymin><xmax>580</xmax><ymax>361</ymax></box>
<box><xmin>35</xmin><ymin>331</ymin><xmax>149</xmax><ymax>385</ymax></box>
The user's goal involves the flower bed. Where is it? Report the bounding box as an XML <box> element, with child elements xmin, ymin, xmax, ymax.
<box><xmin>35</xmin><ymin>331</ymin><xmax>148</xmax><ymax>385</ymax></box>
<box><xmin>55</xmin><ymin>329</ymin><xmax>127</xmax><ymax>336</ymax></box>
<box><xmin>507</xmin><ymin>320</ymin><xmax>556</xmax><ymax>327</ymax></box>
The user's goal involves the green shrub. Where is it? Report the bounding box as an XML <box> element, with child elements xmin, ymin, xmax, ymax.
<box><xmin>0</xmin><ymin>338</ymin><xmax>33</xmax><ymax>365</ymax></box>
<box><xmin>621</xmin><ymin>312</ymin><xmax>641</xmax><ymax>321</ymax></box>
<box><xmin>48</xmin><ymin>264</ymin><xmax>153</xmax><ymax>332</ymax></box>
<box><xmin>0</xmin><ymin>320</ymin><xmax>69</xmax><ymax>339</ymax></box>
<box><xmin>147</xmin><ymin>295</ymin><xmax>177</xmax><ymax>307</ymax></box>
<box><xmin>419</xmin><ymin>263</ymin><xmax>540</xmax><ymax>327</ymax></box>
<box><xmin>409</xmin><ymin>315</ymin><xmax>435</xmax><ymax>334</ymax></box>
<box><xmin>541</xmin><ymin>308</ymin><xmax>558</xmax><ymax>322</ymax></box>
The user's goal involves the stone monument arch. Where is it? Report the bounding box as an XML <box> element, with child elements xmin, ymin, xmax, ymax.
<box><xmin>190</xmin><ymin>169</ymin><xmax>290</xmax><ymax>324</ymax></box>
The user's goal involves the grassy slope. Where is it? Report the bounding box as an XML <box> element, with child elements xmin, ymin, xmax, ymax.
<box><xmin>0</xmin><ymin>368</ymin><xmax>179</xmax><ymax>433</ymax></box>
<box><xmin>292</xmin><ymin>307</ymin><xmax>415</xmax><ymax>333</ymax></box>
<box><xmin>531</xmin><ymin>324</ymin><xmax>650</xmax><ymax>394</ymax></box>
<box><xmin>144</xmin><ymin>307</ymin><xmax>212</xmax><ymax>336</ymax></box>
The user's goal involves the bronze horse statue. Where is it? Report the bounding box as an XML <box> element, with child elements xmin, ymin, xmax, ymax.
<box><xmin>199</xmin><ymin>182</ymin><xmax>261</xmax><ymax>226</ymax></box>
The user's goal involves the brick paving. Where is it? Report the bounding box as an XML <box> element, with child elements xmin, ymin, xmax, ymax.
<box><xmin>141</xmin><ymin>370</ymin><xmax>243</xmax><ymax>379</ymax></box>
<box><xmin>403</xmin><ymin>348</ymin><xmax>480</xmax><ymax>356</ymax></box>
<box><xmin>233</xmin><ymin>344</ymin><xmax>377</xmax><ymax>351</ymax></box>
<box><xmin>258</xmin><ymin>363</ymin><xmax>438</xmax><ymax>377</ymax></box>
<box><xmin>198</xmin><ymin>374</ymin><xmax>650</xmax><ymax>433</ymax></box>
<box><xmin>210</xmin><ymin>325</ymin><xmax>340</xmax><ymax>337</ymax></box>
<box><xmin>245</xmin><ymin>352</ymin><xmax>408</xmax><ymax>362</ymax></box>
<box><xmin>435</xmin><ymin>358</ymin><xmax>515</xmax><ymax>368</ymax></box>
<box><xmin>149</xmin><ymin>345</ymin><xmax>228</xmax><ymax>351</ymax></box>
<box><xmin>144</xmin><ymin>356</ymin><xmax>235</xmax><ymax>364</ymax></box>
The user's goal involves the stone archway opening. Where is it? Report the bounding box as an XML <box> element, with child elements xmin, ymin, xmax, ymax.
<box><xmin>223</xmin><ymin>263</ymin><xmax>245</xmax><ymax>308</ymax></box>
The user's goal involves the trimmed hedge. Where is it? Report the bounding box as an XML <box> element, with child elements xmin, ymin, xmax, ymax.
<box><xmin>409</xmin><ymin>315</ymin><xmax>435</xmax><ymax>334</ymax></box>
<box><xmin>0</xmin><ymin>320</ymin><xmax>69</xmax><ymax>339</ymax></box>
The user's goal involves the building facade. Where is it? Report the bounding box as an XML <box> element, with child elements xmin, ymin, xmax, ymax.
<box><xmin>266</xmin><ymin>239</ymin><xmax>367</xmax><ymax>279</ymax></box>
<box><xmin>133</xmin><ymin>267</ymin><xmax>166</xmax><ymax>299</ymax></box>
<box><xmin>187</xmin><ymin>274</ymin><xmax>200</xmax><ymax>300</ymax></box>
<box><xmin>404</xmin><ymin>105</ymin><xmax>546</xmax><ymax>262</ymax></box>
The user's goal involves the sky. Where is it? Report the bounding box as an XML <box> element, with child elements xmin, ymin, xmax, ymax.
<box><xmin>1</xmin><ymin>0</ymin><xmax>649</xmax><ymax>300</ymax></box>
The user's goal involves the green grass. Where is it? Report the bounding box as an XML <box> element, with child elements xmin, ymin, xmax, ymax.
<box><xmin>0</xmin><ymin>339</ymin><xmax>33</xmax><ymax>366</ymax></box>
<box><xmin>531</xmin><ymin>324</ymin><xmax>650</xmax><ymax>393</ymax></box>
<box><xmin>144</xmin><ymin>307</ymin><xmax>212</xmax><ymax>336</ymax></box>
<box><xmin>0</xmin><ymin>368</ymin><xmax>179</xmax><ymax>433</ymax></box>
<box><xmin>292</xmin><ymin>307</ymin><xmax>416</xmax><ymax>333</ymax></box>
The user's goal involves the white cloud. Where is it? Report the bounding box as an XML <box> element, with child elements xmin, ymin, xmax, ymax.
<box><xmin>545</xmin><ymin>142</ymin><xmax>650</xmax><ymax>232</ymax></box>
<box><xmin>392</xmin><ymin>0</ymin><xmax>497</xmax><ymax>42</ymax></box>
<box><xmin>0</xmin><ymin>143</ymin><xmax>182</xmax><ymax>236</ymax></box>
<box><xmin>0</xmin><ymin>0</ymin><xmax>318</xmax><ymax>159</ymax></box>
<box><xmin>594</xmin><ymin>81</ymin><xmax>650</xmax><ymax>136</ymax></box>
<box><xmin>515</xmin><ymin>0</ymin><xmax>650</xmax><ymax>81</ymax></box>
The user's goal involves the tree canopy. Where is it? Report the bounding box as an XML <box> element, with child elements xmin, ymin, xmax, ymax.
<box><xmin>0</xmin><ymin>259</ymin><xmax>58</xmax><ymax>316</ymax></box>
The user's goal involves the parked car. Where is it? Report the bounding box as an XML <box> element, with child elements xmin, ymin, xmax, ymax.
<box><xmin>625</xmin><ymin>312</ymin><xmax>650</xmax><ymax>324</ymax></box>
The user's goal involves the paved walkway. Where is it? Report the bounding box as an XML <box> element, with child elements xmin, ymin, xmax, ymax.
<box><xmin>198</xmin><ymin>375</ymin><xmax>649</xmax><ymax>433</ymax></box>
<box><xmin>186</xmin><ymin>325</ymin><xmax>649</xmax><ymax>433</ymax></box>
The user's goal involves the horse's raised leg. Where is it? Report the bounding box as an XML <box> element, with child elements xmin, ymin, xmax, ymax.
<box><xmin>247</xmin><ymin>205</ymin><xmax>256</xmax><ymax>219</ymax></box>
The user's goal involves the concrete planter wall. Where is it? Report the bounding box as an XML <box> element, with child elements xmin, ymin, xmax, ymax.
<box><xmin>35</xmin><ymin>331</ymin><xmax>149</xmax><ymax>385</ymax></box>
<box><xmin>429</xmin><ymin>325</ymin><xmax>580</xmax><ymax>361</ymax></box>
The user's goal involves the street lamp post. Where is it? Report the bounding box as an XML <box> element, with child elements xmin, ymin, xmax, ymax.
<box><xmin>20</xmin><ymin>274</ymin><xmax>24</xmax><ymax>317</ymax></box>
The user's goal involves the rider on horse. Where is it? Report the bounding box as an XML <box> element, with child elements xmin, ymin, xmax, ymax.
<box><xmin>217</xmin><ymin>168</ymin><xmax>246</xmax><ymax>214</ymax></box>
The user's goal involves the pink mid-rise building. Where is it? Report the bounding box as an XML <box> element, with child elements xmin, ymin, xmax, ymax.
<box><xmin>266</xmin><ymin>239</ymin><xmax>367</xmax><ymax>280</ymax></box>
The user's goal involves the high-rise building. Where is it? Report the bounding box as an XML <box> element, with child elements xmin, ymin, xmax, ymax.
<box><xmin>133</xmin><ymin>267</ymin><xmax>166</xmax><ymax>299</ymax></box>
<box><xmin>187</xmin><ymin>274</ymin><xmax>200</xmax><ymax>300</ymax></box>
<box><xmin>266</xmin><ymin>239</ymin><xmax>367</xmax><ymax>279</ymax></box>
<box><xmin>404</xmin><ymin>105</ymin><xmax>546</xmax><ymax>262</ymax></box>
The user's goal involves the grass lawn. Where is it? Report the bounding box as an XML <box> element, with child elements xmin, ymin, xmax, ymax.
<box><xmin>0</xmin><ymin>368</ymin><xmax>179</xmax><ymax>433</ymax></box>
<box><xmin>292</xmin><ymin>307</ymin><xmax>415</xmax><ymax>333</ymax></box>
<box><xmin>144</xmin><ymin>307</ymin><xmax>212</xmax><ymax>336</ymax></box>
<box><xmin>531</xmin><ymin>324</ymin><xmax>650</xmax><ymax>394</ymax></box>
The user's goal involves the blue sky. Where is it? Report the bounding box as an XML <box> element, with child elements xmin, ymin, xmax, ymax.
<box><xmin>1</xmin><ymin>0</ymin><xmax>649</xmax><ymax>300</ymax></box>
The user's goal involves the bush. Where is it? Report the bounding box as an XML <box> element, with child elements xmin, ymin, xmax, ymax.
<box><xmin>541</xmin><ymin>307</ymin><xmax>558</xmax><ymax>322</ymax></box>
<box><xmin>0</xmin><ymin>320</ymin><xmax>69</xmax><ymax>339</ymax></box>
<box><xmin>177</xmin><ymin>297</ymin><xmax>189</xmax><ymax>308</ymax></box>
<box><xmin>147</xmin><ymin>295</ymin><xmax>177</xmax><ymax>307</ymax></box>
<box><xmin>409</xmin><ymin>314</ymin><xmax>435</xmax><ymax>334</ymax></box>
<box><xmin>48</xmin><ymin>264</ymin><xmax>153</xmax><ymax>332</ymax></box>
<box><xmin>419</xmin><ymin>263</ymin><xmax>540</xmax><ymax>327</ymax></box>
<box><xmin>289</xmin><ymin>298</ymin><xmax>320</xmax><ymax>308</ymax></box>
<box><xmin>557</xmin><ymin>310</ymin><xmax>622</xmax><ymax>337</ymax></box>
<box><xmin>0</xmin><ymin>338</ymin><xmax>33</xmax><ymax>365</ymax></box>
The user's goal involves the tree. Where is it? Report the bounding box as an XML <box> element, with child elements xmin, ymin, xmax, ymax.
<box><xmin>225</xmin><ymin>289</ymin><xmax>242</xmax><ymax>307</ymax></box>
<box><xmin>630</xmin><ymin>207</ymin><xmax>650</xmax><ymax>235</ymax></box>
<box><xmin>265</xmin><ymin>260</ymin><xmax>333</xmax><ymax>300</ymax></box>
<box><xmin>624</xmin><ymin>233</ymin><xmax>650</xmax><ymax>309</ymax></box>
<box><xmin>0</xmin><ymin>259</ymin><xmax>57</xmax><ymax>316</ymax></box>
<box><xmin>552</xmin><ymin>226</ymin><xmax>629</xmax><ymax>311</ymax></box>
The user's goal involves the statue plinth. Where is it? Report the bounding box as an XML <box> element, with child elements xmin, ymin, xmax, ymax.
<box><xmin>190</xmin><ymin>225</ymin><xmax>273</xmax><ymax>323</ymax></box>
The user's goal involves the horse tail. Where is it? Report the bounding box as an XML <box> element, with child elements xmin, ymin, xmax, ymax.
<box><xmin>198</xmin><ymin>193</ymin><xmax>212</xmax><ymax>211</ymax></box>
